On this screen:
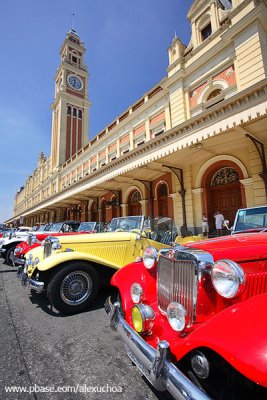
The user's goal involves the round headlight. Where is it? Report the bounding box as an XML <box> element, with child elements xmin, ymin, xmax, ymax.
<box><xmin>211</xmin><ymin>259</ymin><xmax>245</xmax><ymax>299</ymax></box>
<box><xmin>130</xmin><ymin>283</ymin><xmax>143</xmax><ymax>304</ymax></box>
<box><xmin>131</xmin><ymin>304</ymin><xmax>154</xmax><ymax>334</ymax></box>
<box><xmin>167</xmin><ymin>302</ymin><xmax>186</xmax><ymax>332</ymax></box>
<box><xmin>132</xmin><ymin>306</ymin><xmax>143</xmax><ymax>333</ymax></box>
<box><xmin>143</xmin><ymin>246</ymin><xmax>158</xmax><ymax>269</ymax></box>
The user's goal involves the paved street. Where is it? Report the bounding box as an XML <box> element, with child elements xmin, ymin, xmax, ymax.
<box><xmin>0</xmin><ymin>260</ymin><xmax>171</xmax><ymax>400</ymax></box>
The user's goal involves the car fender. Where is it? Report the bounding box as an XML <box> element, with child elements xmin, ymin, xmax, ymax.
<box><xmin>36</xmin><ymin>250</ymin><xmax>122</xmax><ymax>272</ymax></box>
<box><xmin>175</xmin><ymin>294</ymin><xmax>267</xmax><ymax>387</ymax></box>
<box><xmin>3</xmin><ymin>238</ymin><xmax>24</xmax><ymax>249</ymax></box>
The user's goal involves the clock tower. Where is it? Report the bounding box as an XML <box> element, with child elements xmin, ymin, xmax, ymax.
<box><xmin>51</xmin><ymin>29</ymin><xmax>90</xmax><ymax>168</ymax></box>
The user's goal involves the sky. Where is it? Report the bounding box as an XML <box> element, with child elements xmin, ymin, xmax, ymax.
<box><xmin>0</xmin><ymin>0</ymin><xmax>192</xmax><ymax>223</ymax></box>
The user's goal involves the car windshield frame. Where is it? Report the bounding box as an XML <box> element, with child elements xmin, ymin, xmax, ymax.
<box><xmin>233</xmin><ymin>206</ymin><xmax>267</xmax><ymax>233</ymax></box>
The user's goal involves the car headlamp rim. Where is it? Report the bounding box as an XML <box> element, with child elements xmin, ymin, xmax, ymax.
<box><xmin>143</xmin><ymin>246</ymin><xmax>158</xmax><ymax>269</ymax></box>
<box><xmin>131</xmin><ymin>304</ymin><xmax>155</xmax><ymax>334</ymax></box>
<box><xmin>130</xmin><ymin>283</ymin><xmax>143</xmax><ymax>304</ymax></box>
<box><xmin>211</xmin><ymin>259</ymin><xmax>245</xmax><ymax>299</ymax></box>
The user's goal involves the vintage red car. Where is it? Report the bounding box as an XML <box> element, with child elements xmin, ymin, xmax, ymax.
<box><xmin>106</xmin><ymin>231</ymin><xmax>267</xmax><ymax>400</ymax></box>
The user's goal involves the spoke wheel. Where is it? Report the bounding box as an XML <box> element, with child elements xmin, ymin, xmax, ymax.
<box><xmin>60</xmin><ymin>271</ymin><xmax>92</xmax><ymax>305</ymax></box>
<box><xmin>47</xmin><ymin>262</ymin><xmax>99</xmax><ymax>315</ymax></box>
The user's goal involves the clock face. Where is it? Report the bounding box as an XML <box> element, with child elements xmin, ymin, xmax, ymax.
<box><xmin>67</xmin><ymin>75</ymin><xmax>83</xmax><ymax>91</ymax></box>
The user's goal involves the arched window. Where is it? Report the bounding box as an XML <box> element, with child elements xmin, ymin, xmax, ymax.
<box><xmin>211</xmin><ymin>167</ymin><xmax>239</xmax><ymax>187</ymax></box>
<box><xmin>131</xmin><ymin>191</ymin><xmax>141</xmax><ymax>203</ymax></box>
<box><xmin>128</xmin><ymin>190</ymin><xmax>142</xmax><ymax>216</ymax></box>
<box><xmin>206</xmin><ymin>89</ymin><xmax>222</xmax><ymax>101</ymax></box>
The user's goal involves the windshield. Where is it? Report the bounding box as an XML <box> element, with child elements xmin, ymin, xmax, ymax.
<box><xmin>108</xmin><ymin>216</ymin><xmax>144</xmax><ymax>232</ymax></box>
<box><xmin>108</xmin><ymin>216</ymin><xmax>179</xmax><ymax>245</ymax></box>
<box><xmin>234</xmin><ymin>207</ymin><xmax>267</xmax><ymax>232</ymax></box>
<box><xmin>78</xmin><ymin>222</ymin><xmax>96</xmax><ymax>232</ymax></box>
<box><xmin>48</xmin><ymin>223</ymin><xmax>63</xmax><ymax>232</ymax></box>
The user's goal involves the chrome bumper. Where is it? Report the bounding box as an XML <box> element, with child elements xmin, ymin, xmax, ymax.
<box><xmin>11</xmin><ymin>254</ymin><xmax>25</xmax><ymax>267</ymax></box>
<box><xmin>18</xmin><ymin>269</ymin><xmax>44</xmax><ymax>293</ymax></box>
<box><xmin>105</xmin><ymin>297</ymin><xmax>210</xmax><ymax>400</ymax></box>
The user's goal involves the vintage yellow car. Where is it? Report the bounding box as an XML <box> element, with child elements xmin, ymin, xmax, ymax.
<box><xmin>18</xmin><ymin>216</ymin><xmax>202</xmax><ymax>315</ymax></box>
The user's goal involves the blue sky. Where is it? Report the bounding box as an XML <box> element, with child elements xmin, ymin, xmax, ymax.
<box><xmin>0</xmin><ymin>0</ymin><xmax>191</xmax><ymax>223</ymax></box>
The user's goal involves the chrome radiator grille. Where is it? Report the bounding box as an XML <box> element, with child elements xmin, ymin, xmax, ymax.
<box><xmin>27</xmin><ymin>235</ymin><xmax>33</xmax><ymax>246</ymax></box>
<box><xmin>43</xmin><ymin>238</ymin><xmax>52</xmax><ymax>258</ymax></box>
<box><xmin>157</xmin><ymin>255</ymin><xmax>198</xmax><ymax>327</ymax></box>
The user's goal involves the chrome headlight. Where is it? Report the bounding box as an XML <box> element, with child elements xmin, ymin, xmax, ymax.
<box><xmin>143</xmin><ymin>246</ymin><xmax>158</xmax><ymax>269</ymax></box>
<box><xmin>14</xmin><ymin>247</ymin><xmax>22</xmax><ymax>255</ymax></box>
<box><xmin>211</xmin><ymin>259</ymin><xmax>245</xmax><ymax>299</ymax></box>
<box><xmin>52</xmin><ymin>239</ymin><xmax>61</xmax><ymax>250</ymax></box>
<box><xmin>130</xmin><ymin>283</ymin><xmax>143</xmax><ymax>304</ymax></box>
<box><xmin>26</xmin><ymin>254</ymin><xmax>33</xmax><ymax>266</ymax></box>
<box><xmin>167</xmin><ymin>302</ymin><xmax>186</xmax><ymax>332</ymax></box>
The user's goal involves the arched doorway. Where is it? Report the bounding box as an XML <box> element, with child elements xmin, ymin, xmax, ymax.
<box><xmin>157</xmin><ymin>182</ymin><xmax>169</xmax><ymax>217</ymax></box>
<box><xmin>203</xmin><ymin>163</ymin><xmax>245</xmax><ymax>230</ymax></box>
<box><xmin>128</xmin><ymin>190</ymin><xmax>142</xmax><ymax>216</ymax></box>
<box><xmin>91</xmin><ymin>202</ymin><xmax>98</xmax><ymax>222</ymax></box>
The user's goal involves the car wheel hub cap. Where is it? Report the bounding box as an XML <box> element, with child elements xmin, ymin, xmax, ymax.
<box><xmin>60</xmin><ymin>271</ymin><xmax>92</xmax><ymax>305</ymax></box>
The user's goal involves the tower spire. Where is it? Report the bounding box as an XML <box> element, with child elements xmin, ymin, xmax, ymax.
<box><xmin>72</xmin><ymin>13</ymin><xmax>75</xmax><ymax>32</ymax></box>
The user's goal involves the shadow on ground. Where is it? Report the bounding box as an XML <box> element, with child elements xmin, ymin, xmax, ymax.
<box><xmin>28</xmin><ymin>285</ymin><xmax>117</xmax><ymax>317</ymax></box>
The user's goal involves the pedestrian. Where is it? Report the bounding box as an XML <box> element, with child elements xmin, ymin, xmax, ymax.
<box><xmin>214</xmin><ymin>210</ymin><xmax>224</xmax><ymax>236</ymax></box>
<box><xmin>201</xmin><ymin>213</ymin><xmax>209</xmax><ymax>237</ymax></box>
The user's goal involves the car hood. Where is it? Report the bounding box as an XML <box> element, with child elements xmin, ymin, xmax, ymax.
<box><xmin>186</xmin><ymin>232</ymin><xmax>267</xmax><ymax>263</ymax></box>
<box><xmin>51</xmin><ymin>231</ymin><xmax>137</xmax><ymax>244</ymax></box>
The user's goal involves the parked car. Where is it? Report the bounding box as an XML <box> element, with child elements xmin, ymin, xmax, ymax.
<box><xmin>0</xmin><ymin>226</ymin><xmax>33</xmax><ymax>264</ymax></box>
<box><xmin>12</xmin><ymin>221</ymin><xmax>105</xmax><ymax>267</ymax></box>
<box><xmin>18</xmin><ymin>216</ymin><xmax>200</xmax><ymax>315</ymax></box>
<box><xmin>105</xmin><ymin>231</ymin><xmax>267</xmax><ymax>400</ymax></box>
<box><xmin>0</xmin><ymin>221</ymin><xmax>80</xmax><ymax>266</ymax></box>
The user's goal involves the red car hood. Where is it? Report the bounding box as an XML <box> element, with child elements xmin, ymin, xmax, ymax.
<box><xmin>186</xmin><ymin>233</ymin><xmax>267</xmax><ymax>263</ymax></box>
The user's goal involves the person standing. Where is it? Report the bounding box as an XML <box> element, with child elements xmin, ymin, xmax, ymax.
<box><xmin>214</xmin><ymin>211</ymin><xmax>224</xmax><ymax>236</ymax></box>
<box><xmin>201</xmin><ymin>214</ymin><xmax>209</xmax><ymax>237</ymax></box>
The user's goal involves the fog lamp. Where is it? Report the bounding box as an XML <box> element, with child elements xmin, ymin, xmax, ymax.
<box><xmin>167</xmin><ymin>302</ymin><xmax>186</xmax><ymax>332</ymax></box>
<box><xmin>131</xmin><ymin>304</ymin><xmax>154</xmax><ymax>334</ymax></box>
<box><xmin>130</xmin><ymin>283</ymin><xmax>143</xmax><ymax>304</ymax></box>
<box><xmin>211</xmin><ymin>259</ymin><xmax>245</xmax><ymax>298</ymax></box>
<box><xmin>143</xmin><ymin>246</ymin><xmax>158</xmax><ymax>269</ymax></box>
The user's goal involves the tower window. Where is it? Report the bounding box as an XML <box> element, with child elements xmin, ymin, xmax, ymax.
<box><xmin>73</xmin><ymin>108</ymin><xmax>77</xmax><ymax>118</ymax></box>
<box><xmin>219</xmin><ymin>0</ymin><xmax>232</xmax><ymax>10</ymax></box>
<box><xmin>67</xmin><ymin>106</ymin><xmax>71</xmax><ymax>116</ymax></box>
<box><xmin>72</xmin><ymin>56</ymin><xmax>77</xmax><ymax>63</ymax></box>
<box><xmin>206</xmin><ymin>89</ymin><xmax>222</xmax><ymax>101</ymax></box>
<box><xmin>78</xmin><ymin>110</ymin><xmax>82</xmax><ymax>119</ymax></box>
<box><xmin>201</xmin><ymin>23</ymin><xmax>212</xmax><ymax>41</ymax></box>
